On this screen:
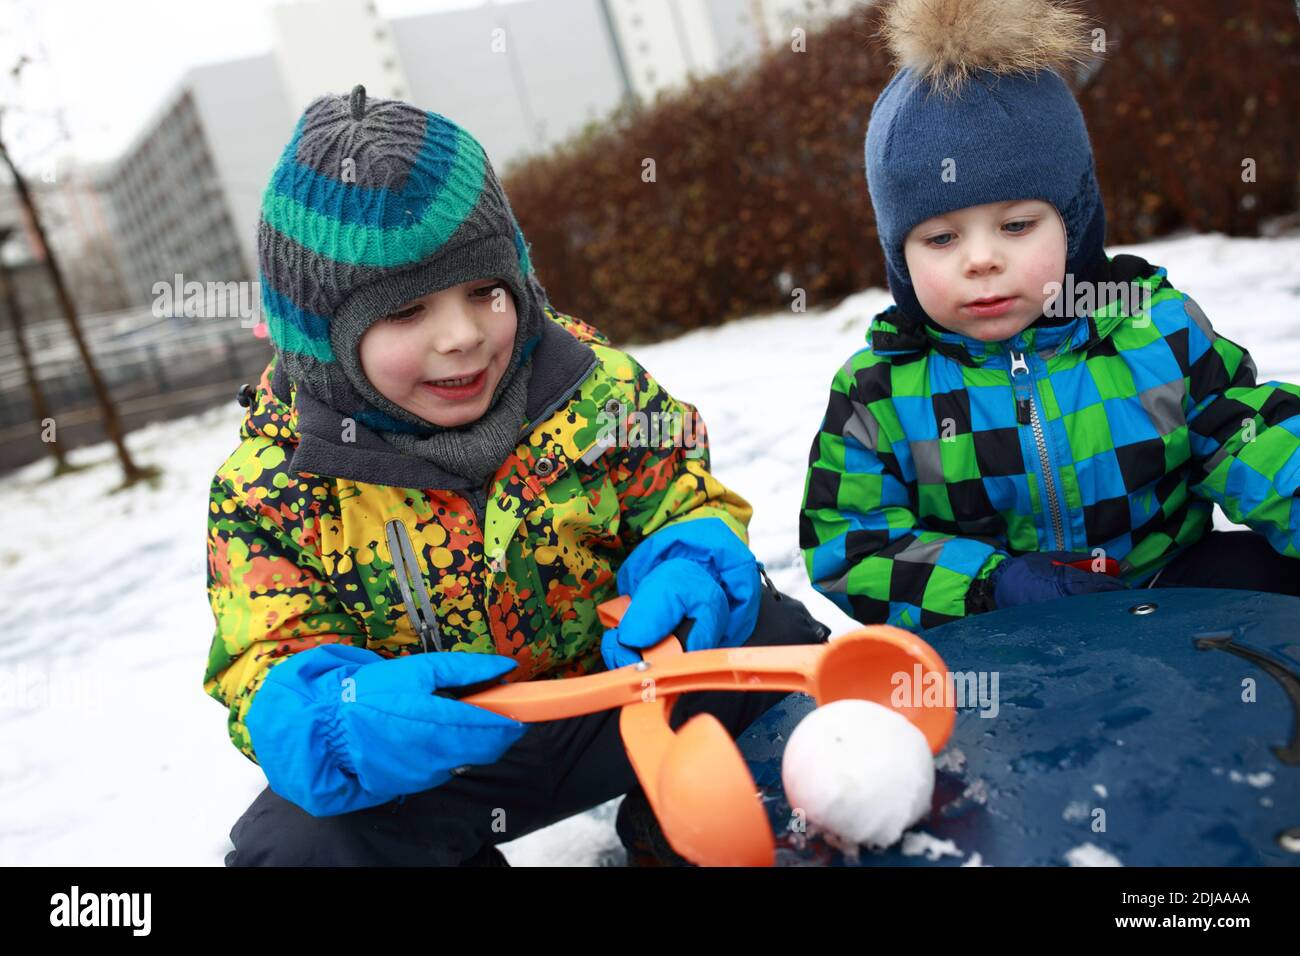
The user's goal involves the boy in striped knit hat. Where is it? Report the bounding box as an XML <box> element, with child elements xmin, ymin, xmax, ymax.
<box><xmin>207</xmin><ymin>86</ymin><xmax>830</xmax><ymax>865</ymax></box>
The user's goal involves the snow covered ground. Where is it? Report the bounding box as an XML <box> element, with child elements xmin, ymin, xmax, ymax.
<box><xmin>1</xmin><ymin>232</ymin><xmax>1294</xmax><ymax>866</ymax></box>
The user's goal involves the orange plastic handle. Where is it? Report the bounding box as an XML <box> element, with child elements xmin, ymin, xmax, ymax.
<box><xmin>458</xmin><ymin>595</ymin><xmax>955</xmax><ymax>754</ymax></box>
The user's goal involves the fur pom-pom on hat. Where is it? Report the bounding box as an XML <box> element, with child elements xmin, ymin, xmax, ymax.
<box><xmin>879</xmin><ymin>0</ymin><xmax>1095</xmax><ymax>94</ymax></box>
<box><xmin>863</xmin><ymin>0</ymin><xmax>1109</xmax><ymax>329</ymax></box>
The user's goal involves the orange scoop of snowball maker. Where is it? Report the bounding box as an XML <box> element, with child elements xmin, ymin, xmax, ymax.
<box><xmin>455</xmin><ymin>595</ymin><xmax>955</xmax><ymax>866</ymax></box>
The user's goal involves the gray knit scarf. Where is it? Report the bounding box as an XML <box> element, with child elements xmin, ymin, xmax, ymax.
<box><xmin>370</xmin><ymin>338</ymin><xmax>535</xmax><ymax>487</ymax></box>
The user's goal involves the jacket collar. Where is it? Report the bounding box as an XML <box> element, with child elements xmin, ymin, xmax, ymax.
<box><xmin>867</xmin><ymin>254</ymin><xmax>1164</xmax><ymax>367</ymax></box>
<box><xmin>267</xmin><ymin>313</ymin><xmax>599</xmax><ymax>491</ymax></box>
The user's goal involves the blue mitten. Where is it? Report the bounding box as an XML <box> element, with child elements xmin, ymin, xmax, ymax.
<box><xmin>601</xmin><ymin>559</ymin><xmax>731</xmax><ymax>669</ymax></box>
<box><xmin>602</xmin><ymin>517</ymin><xmax>762</xmax><ymax>670</ymax></box>
<box><xmin>991</xmin><ymin>550</ymin><xmax>1130</xmax><ymax>609</ymax></box>
<box><xmin>245</xmin><ymin>644</ymin><xmax>528</xmax><ymax>816</ymax></box>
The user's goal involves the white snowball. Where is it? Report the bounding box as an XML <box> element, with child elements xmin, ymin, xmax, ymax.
<box><xmin>781</xmin><ymin>699</ymin><xmax>934</xmax><ymax>849</ymax></box>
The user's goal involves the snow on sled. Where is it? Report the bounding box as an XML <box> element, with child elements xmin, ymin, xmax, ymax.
<box><xmin>737</xmin><ymin>587</ymin><xmax>1300</xmax><ymax>866</ymax></box>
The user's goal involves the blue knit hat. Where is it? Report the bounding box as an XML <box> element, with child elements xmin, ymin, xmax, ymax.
<box><xmin>257</xmin><ymin>84</ymin><xmax>545</xmax><ymax>438</ymax></box>
<box><xmin>864</xmin><ymin>0</ymin><xmax>1107</xmax><ymax>328</ymax></box>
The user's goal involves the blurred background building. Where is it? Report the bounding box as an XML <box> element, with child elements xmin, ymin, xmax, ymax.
<box><xmin>89</xmin><ymin>0</ymin><xmax>858</xmax><ymax>307</ymax></box>
<box><xmin>0</xmin><ymin>0</ymin><xmax>857</xmax><ymax>470</ymax></box>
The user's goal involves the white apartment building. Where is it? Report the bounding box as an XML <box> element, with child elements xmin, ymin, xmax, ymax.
<box><xmin>94</xmin><ymin>54</ymin><xmax>294</xmax><ymax>307</ymax></box>
<box><xmin>92</xmin><ymin>0</ymin><xmax>863</xmax><ymax>307</ymax></box>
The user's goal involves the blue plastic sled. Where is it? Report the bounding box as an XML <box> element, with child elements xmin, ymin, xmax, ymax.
<box><xmin>736</xmin><ymin>588</ymin><xmax>1300</xmax><ymax>866</ymax></box>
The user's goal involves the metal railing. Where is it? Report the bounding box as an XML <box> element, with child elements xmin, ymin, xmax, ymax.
<box><xmin>0</xmin><ymin>306</ymin><xmax>275</xmax><ymax>472</ymax></box>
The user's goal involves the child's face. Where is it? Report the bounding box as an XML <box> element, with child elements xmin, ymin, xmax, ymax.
<box><xmin>902</xmin><ymin>199</ymin><xmax>1067</xmax><ymax>343</ymax></box>
<box><xmin>358</xmin><ymin>278</ymin><xmax>518</xmax><ymax>428</ymax></box>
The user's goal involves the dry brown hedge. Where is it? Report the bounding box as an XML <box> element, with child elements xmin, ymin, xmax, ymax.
<box><xmin>504</xmin><ymin>1</ymin><xmax>1300</xmax><ymax>343</ymax></box>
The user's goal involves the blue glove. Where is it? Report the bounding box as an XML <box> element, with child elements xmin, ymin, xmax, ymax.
<box><xmin>245</xmin><ymin>644</ymin><xmax>528</xmax><ymax>817</ymax></box>
<box><xmin>991</xmin><ymin>550</ymin><xmax>1130</xmax><ymax>609</ymax></box>
<box><xmin>602</xmin><ymin>517</ymin><xmax>762</xmax><ymax>670</ymax></box>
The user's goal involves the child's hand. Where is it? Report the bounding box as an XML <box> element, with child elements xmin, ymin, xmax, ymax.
<box><xmin>603</xmin><ymin>517</ymin><xmax>763</xmax><ymax>669</ymax></box>
<box><xmin>245</xmin><ymin>645</ymin><xmax>527</xmax><ymax>816</ymax></box>
<box><xmin>991</xmin><ymin>551</ymin><xmax>1130</xmax><ymax>609</ymax></box>
<box><xmin>601</xmin><ymin>559</ymin><xmax>732</xmax><ymax>669</ymax></box>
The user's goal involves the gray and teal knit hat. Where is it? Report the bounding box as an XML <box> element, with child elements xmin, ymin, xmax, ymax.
<box><xmin>257</xmin><ymin>84</ymin><xmax>545</xmax><ymax>438</ymax></box>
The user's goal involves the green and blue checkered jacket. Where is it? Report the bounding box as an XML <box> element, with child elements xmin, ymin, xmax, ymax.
<box><xmin>800</xmin><ymin>254</ymin><xmax>1300</xmax><ymax>631</ymax></box>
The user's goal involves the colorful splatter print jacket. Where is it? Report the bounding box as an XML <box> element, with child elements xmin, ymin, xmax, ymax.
<box><xmin>800</xmin><ymin>254</ymin><xmax>1300</xmax><ymax>631</ymax></box>
<box><xmin>205</xmin><ymin>308</ymin><xmax>752</xmax><ymax>763</ymax></box>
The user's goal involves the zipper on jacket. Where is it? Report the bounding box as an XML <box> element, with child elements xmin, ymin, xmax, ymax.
<box><xmin>1009</xmin><ymin>349</ymin><xmax>1066</xmax><ymax>551</ymax></box>
<box><xmin>469</xmin><ymin>482</ymin><xmax>489</xmax><ymax>529</ymax></box>
<box><xmin>385</xmin><ymin>518</ymin><xmax>444</xmax><ymax>654</ymax></box>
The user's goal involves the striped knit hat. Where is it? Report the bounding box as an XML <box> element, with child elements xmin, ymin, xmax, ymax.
<box><xmin>257</xmin><ymin>84</ymin><xmax>545</xmax><ymax>439</ymax></box>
